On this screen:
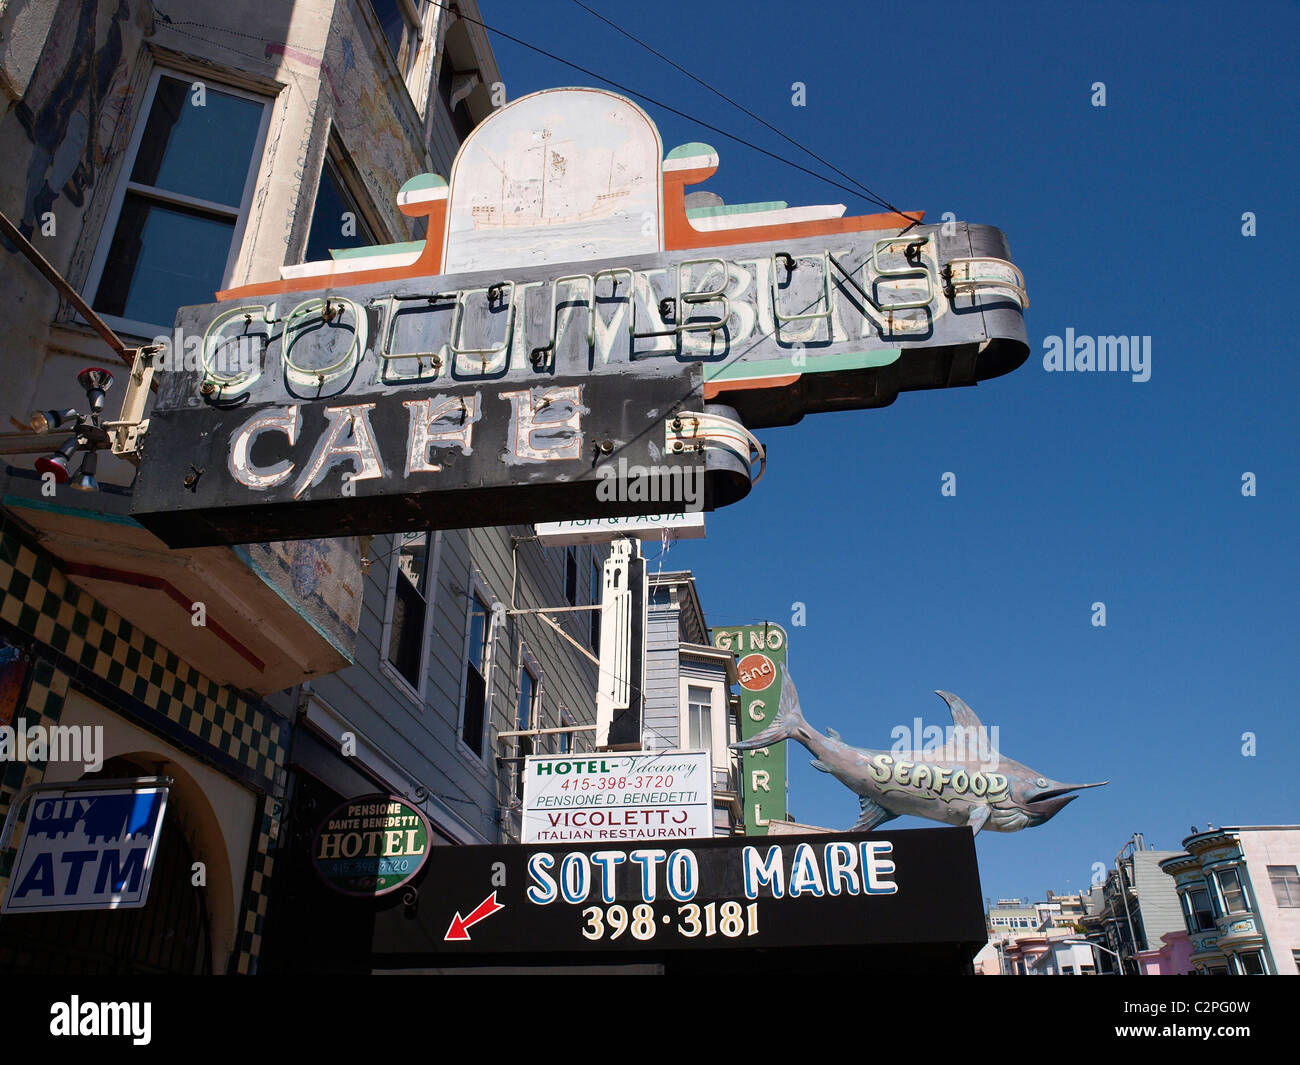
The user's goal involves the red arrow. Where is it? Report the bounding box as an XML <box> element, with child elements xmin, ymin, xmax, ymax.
<box><xmin>444</xmin><ymin>891</ymin><xmax>505</xmax><ymax>941</ymax></box>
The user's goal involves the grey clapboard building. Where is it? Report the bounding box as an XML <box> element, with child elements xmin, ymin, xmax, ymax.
<box><xmin>0</xmin><ymin>0</ymin><xmax>753</xmax><ymax>975</ymax></box>
<box><xmin>1080</xmin><ymin>833</ymin><xmax>1185</xmax><ymax>974</ymax></box>
<box><xmin>644</xmin><ymin>570</ymin><xmax>743</xmax><ymax>835</ymax></box>
<box><xmin>271</xmin><ymin>526</ymin><xmax>611</xmax><ymax>851</ymax></box>
<box><xmin>0</xmin><ymin>0</ymin><xmax>507</xmax><ymax>974</ymax></box>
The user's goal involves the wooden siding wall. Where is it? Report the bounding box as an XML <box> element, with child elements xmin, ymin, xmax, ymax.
<box><xmin>300</xmin><ymin>524</ymin><xmax>606</xmax><ymax>842</ymax></box>
<box><xmin>644</xmin><ymin>597</ymin><xmax>683</xmax><ymax>751</ymax></box>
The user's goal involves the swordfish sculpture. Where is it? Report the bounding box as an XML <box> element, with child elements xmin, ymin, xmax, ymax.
<box><xmin>732</xmin><ymin>672</ymin><xmax>1105</xmax><ymax>834</ymax></box>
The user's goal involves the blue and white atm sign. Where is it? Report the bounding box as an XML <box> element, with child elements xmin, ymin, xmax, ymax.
<box><xmin>2</xmin><ymin>786</ymin><xmax>169</xmax><ymax>913</ymax></box>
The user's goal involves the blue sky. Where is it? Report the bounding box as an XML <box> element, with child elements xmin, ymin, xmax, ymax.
<box><xmin>482</xmin><ymin>0</ymin><xmax>1300</xmax><ymax>902</ymax></box>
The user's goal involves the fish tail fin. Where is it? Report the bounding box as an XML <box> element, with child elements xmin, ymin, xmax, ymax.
<box><xmin>731</xmin><ymin>669</ymin><xmax>810</xmax><ymax>751</ymax></box>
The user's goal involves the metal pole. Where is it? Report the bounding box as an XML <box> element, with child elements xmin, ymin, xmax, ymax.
<box><xmin>0</xmin><ymin>209</ymin><xmax>133</xmax><ymax>366</ymax></box>
<box><xmin>1115</xmin><ymin>838</ymin><xmax>1142</xmax><ymax>974</ymax></box>
<box><xmin>497</xmin><ymin>724</ymin><xmax>598</xmax><ymax>739</ymax></box>
<box><xmin>1065</xmin><ymin>937</ymin><xmax>1122</xmax><ymax>975</ymax></box>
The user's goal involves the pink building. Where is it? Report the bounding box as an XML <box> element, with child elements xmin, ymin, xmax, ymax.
<box><xmin>1136</xmin><ymin>930</ymin><xmax>1195</xmax><ymax>975</ymax></box>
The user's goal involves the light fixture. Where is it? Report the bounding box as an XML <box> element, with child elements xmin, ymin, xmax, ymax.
<box><xmin>68</xmin><ymin>449</ymin><xmax>99</xmax><ymax>493</ymax></box>
<box><xmin>27</xmin><ymin>365</ymin><xmax>116</xmax><ymax>493</ymax></box>
<box><xmin>34</xmin><ymin>435</ymin><xmax>81</xmax><ymax>484</ymax></box>
<box><xmin>27</xmin><ymin>408</ymin><xmax>79</xmax><ymax>434</ymax></box>
<box><xmin>76</xmin><ymin>367</ymin><xmax>114</xmax><ymax>414</ymax></box>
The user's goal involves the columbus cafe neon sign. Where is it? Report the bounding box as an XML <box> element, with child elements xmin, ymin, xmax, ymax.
<box><xmin>130</xmin><ymin>87</ymin><xmax>1029</xmax><ymax>547</ymax></box>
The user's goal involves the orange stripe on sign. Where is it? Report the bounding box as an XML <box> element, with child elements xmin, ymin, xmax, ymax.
<box><xmin>703</xmin><ymin>373</ymin><xmax>802</xmax><ymax>400</ymax></box>
<box><xmin>217</xmin><ymin>200</ymin><xmax>448</xmax><ymax>301</ymax></box>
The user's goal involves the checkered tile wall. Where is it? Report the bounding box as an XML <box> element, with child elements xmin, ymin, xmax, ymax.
<box><xmin>0</xmin><ymin>523</ymin><xmax>288</xmax><ymax>974</ymax></box>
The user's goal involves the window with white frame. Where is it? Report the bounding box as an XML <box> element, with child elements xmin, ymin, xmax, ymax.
<box><xmin>514</xmin><ymin>648</ymin><xmax>540</xmax><ymax>800</ymax></box>
<box><xmin>86</xmin><ymin>70</ymin><xmax>270</xmax><ymax>337</ymax></box>
<box><xmin>460</xmin><ymin>582</ymin><xmax>492</xmax><ymax>759</ymax></box>
<box><xmin>1268</xmin><ymin>865</ymin><xmax>1300</xmax><ymax>907</ymax></box>
<box><xmin>1214</xmin><ymin>866</ymin><xmax>1250</xmax><ymax>915</ymax></box>
<box><xmin>686</xmin><ymin>684</ymin><xmax>713</xmax><ymax>753</ymax></box>
<box><xmin>385</xmin><ymin>531</ymin><xmax>434</xmax><ymax>692</ymax></box>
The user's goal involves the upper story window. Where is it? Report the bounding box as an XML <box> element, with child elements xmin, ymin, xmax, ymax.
<box><xmin>564</xmin><ymin>547</ymin><xmax>578</xmax><ymax>607</ymax></box>
<box><xmin>86</xmin><ymin>71</ymin><xmax>270</xmax><ymax>337</ymax></box>
<box><xmin>436</xmin><ymin>58</ymin><xmax>478</xmax><ymax>141</ymax></box>
<box><xmin>686</xmin><ymin>685</ymin><xmax>713</xmax><ymax>752</ymax></box>
<box><xmin>460</xmin><ymin>586</ymin><xmax>492</xmax><ymax>759</ymax></box>
<box><xmin>303</xmin><ymin>154</ymin><xmax>377</xmax><ymax>264</ymax></box>
<box><xmin>385</xmin><ymin>531</ymin><xmax>433</xmax><ymax>693</ymax></box>
<box><xmin>514</xmin><ymin>651</ymin><xmax>539</xmax><ymax>800</ymax></box>
<box><xmin>1214</xmin><ymin>866</ymin><xmax>1250</xmax><ymax>915</ymax></box>
<box><xmin>1182</xmin><ymin>885</ymin><xmax>1216</xmax><ymax>932</ymax></box>
<box><xmin>1269</xmin><ymin>865</ymin><xmax>1300</xmax><ymax>907</ymax></box>
<box><xmin>371</xmin><ymin>0</ymin><xmax>421</xmax><ymax>75</ymax></box>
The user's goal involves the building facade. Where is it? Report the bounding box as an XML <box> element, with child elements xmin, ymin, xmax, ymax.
<box><xmin>0</xmin><ymin>0</ymin><xmax>503</xmax><ymax>973</ymax></box>
<box><xmin>1159</xmin><ymin>825</ymin><xmax>1300</xmax><ymax>975</ymax></box>
<box><xmin>1079</xmin><ymin>834</ymin><xmax>1185</xmax><ymax>975</ymax></box>
<box><xmin>645</xmin><ymin>569</ymin><xmax>742</xmax><ymax>834</ymax></box>
<box><xmin>1023</xmin><ymin>936</ymin><xmax>1095</xmax><ymax>976</ymax></box>
<box><xmin>977</xmin><ymin>895</ymin><xmax>1094</xmax><ymax>975</ymax></box>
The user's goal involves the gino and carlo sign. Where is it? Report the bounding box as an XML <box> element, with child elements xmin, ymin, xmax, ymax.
<box><xmin>130</xmin><ymin>87</ymin><xmax>1027</xmax><ymax>548</ymax></box>
<box><xmin>713</xmin><ymin>623</ymin><xmax>790</xmax><ymax>835</ymax></box>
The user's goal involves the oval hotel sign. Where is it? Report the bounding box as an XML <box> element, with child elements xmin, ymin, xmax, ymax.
<box><xmin>313</xmin><ymin>794</ymin><xmax>431</xmax><ymax>897</ymax></box>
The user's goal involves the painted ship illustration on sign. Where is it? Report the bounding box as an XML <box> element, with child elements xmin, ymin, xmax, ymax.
<box><xmin>733</xmin><ymin>671</ymin><xmax>1105</xmax><ymax>835</ymax></box>
<box><xmin>468</xmin><ymin>132</ymin><xmax>635</xmax><ymax>229</ymax></box>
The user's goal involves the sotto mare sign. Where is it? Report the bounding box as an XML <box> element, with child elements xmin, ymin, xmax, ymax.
<box><xmin>366</xmin><ymin>827</ymin><xmax>984</xmax><ymax>958</ymax></box>
<box><xmin>131</xmin><ymin>87</ymin><xmax>1027</xmax><ymax>547</ymax></box>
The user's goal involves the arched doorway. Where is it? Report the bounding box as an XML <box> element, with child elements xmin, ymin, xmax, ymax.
<box><xmin>0</xmin><ymin>757</ymin><xmax>211</xmax><ymax>974</ymax></box>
